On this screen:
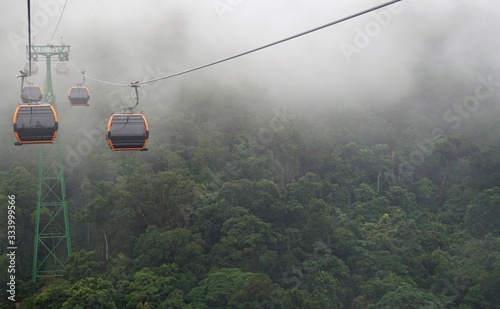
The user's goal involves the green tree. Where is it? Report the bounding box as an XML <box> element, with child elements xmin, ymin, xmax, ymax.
<box><xmin>134</xmin><ymin>227</ymin><xmax>206</xmax><ymax>279</ymax></box>
<box><xmin>469</xmin><ymin>145</ymin><xmax>500</xmax><ymax>190</ymax></box>
<box><xmin>210</xmin><ymin>215</ymin><xmax>278</xmax><ymax>273</ymax></box>
<box><xmin>232</xmin><ymin>273</ymin><xmax>291</xmax><ymax>309</ymax></box>
<box><xmin>432</xmin><ymin>135</ymin><xmax>479</xmax><ymax>200</ymax></box>
<box><xmin>218</xmin><ymin>179</ymin><xmax>281</xmax><ymax>220</ymax></box>
<box><xmin>353</xmin><ymin>273</ymin><xmax>415</xmax><ymax>307</ymax></box>
<box><xmin>465</xmin><ymin>187</ymin><xmax>500</xmax><ymax>237</ymax></box>
<box><xmin>151</xmin><ymin>169</ymin><xmax>198</xmax><ymax>228</ymax></box>
<box><xmin>374</xmin><ymin>284</ymin><xmax>443</xmax><ymax>309</ymax></box>
<box><xmin>441</xmin><ymin>184</ymin><xmax>477</xmax><ymax>224</ymax></box>
<box><xmin>187</xmin><ymin>268</ymin><xmax>286</xmax><ymax>308</ymax></box>
<box><xmin>285</xmin><ymin>172</ymin><xmax>331</xmax><ymax>205</ymax></box>
<box><xmin>414</xmin><ymin>177</ymin><xmax>439</xmax><ymax>211</ymax></box>
<box><xmin>125</xmin><ymin>265</ymin><xmax>188</xmax><ymax>308</ymax></box>
<box><xmin>385</xmin><ymin>186</ymin><xmax>417</xmax><ymax>211</ymax></box>
<box><xmin>77</xmin><ymin>178</ymin><xmax>137</xmax><ymax>258</ymax></box>
<box><xmin>64</xmin><ymin>250</ymin><xmax>105</xmax><ymax>283</ymax></box>
<box><xmin>0</xmin><ymin>166</ymin><xmax>37</xmax><ymax>277</ymax></box>
<box><xmin>302</xmin><ymin>254</ymin><xmax>352</xmax><ymax>308</ymax></box>
<box><xmin>32</xmin><ymin>282</ymin><xmax>70</xmax><ymax>309</ymax></box>
<box><xmin>62</xmin><ymin>277</ymin><xmax>116</xmax><ymax>309</ymax></box>
<box><xmin>187</xmin><ymin>268</ymin><xmax>252</xmax><ymax>308</ymax></box>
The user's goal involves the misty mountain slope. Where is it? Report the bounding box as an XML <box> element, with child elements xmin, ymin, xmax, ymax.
<box><xmin>1</xmin><ymin>0</ymin><xmax>500</xmax><ymax>308</ymax></box>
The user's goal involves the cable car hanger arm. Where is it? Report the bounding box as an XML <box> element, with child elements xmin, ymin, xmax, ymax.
<box><xmin>78</xmin><ymin>71</ymin><xmax>86</xmax><ymax>86</ymax></box>
<box><xmin>122</xmin><ymin>81</ymin><xmax>141</xmax><ymax>113</ymax></box>
<box><xmin>17</xmin><ymin>70</ymin><xmax>28</xmax><ymax>94</ymax></box>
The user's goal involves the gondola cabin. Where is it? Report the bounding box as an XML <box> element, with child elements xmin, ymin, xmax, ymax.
<box><xmin>68</xmin><ymin>86</ymin><xmax>90</xmax><ymax>106</ymax></box>
<box><xmin>13</xmin><ymin>104</ymin><xmax>58</xmax><ymax>145</ymax></box>
<box><xmin>21</xmin><ymin>86</ymin><xmax>43</xmax><ymax>104</ymax></box>
<box><xmin>106</xmin><ymin>113</ymin><xmax>149</xmax><ymax>151</ymax></box>
<box><xmin>24</xmin><ymin>62</ymin><xmax>38</xmax><ymax>75</ymax></box>
<box><xmin>55</xmin><ymin>62</ymin><xmax>69</xmax><ymax>74</ymax></box>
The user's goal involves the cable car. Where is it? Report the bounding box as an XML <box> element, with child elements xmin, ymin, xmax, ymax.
<box><xmin>13</xmin><ymin>103</ymin><xmax>58</xmax><ymax>145</ymax></box>
<box><xmin>21</xmin><ymin>85</ymin><xmax>43</xmax><ymax>104</ymax></box>
<box><xmin>68</xmin><ymin>86</ymin><xmax>90</xmax><ymax>106</ymax></box>
<box><xmin>55</xmin><ymin>62</ymin><xmax>69</xmax><ymax>74</ymax></box>
<box><xmin>24</xmin><ymin>62</ymin><xmax>38</xmax><ymax>75</ymax></box>
<box><xmin>106</xmin><ymin>113</ymin><xmax>149</xmax><ymax>151</ymax></box>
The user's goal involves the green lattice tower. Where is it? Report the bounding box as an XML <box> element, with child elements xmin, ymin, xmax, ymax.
<box><xmin>29</xmin><ymin>45</ymin><xmax>72</xmax><ymax>280</ymax></box>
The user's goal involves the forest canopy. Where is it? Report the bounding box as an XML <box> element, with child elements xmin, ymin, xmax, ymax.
<box><xmin>1</xmin><ymin>68</ymin><xmax>500</xmax><ymax>307</ymax></box>
<box><xmin>1</xmin><ymin>0</ymin><xmax>500</xmax><ymax>308</ymax></box>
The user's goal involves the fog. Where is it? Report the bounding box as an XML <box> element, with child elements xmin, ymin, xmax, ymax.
<box><xmin>1</xmin><ymin>0</ymin><xmax>500</xmax><ymax>166</ymax></box>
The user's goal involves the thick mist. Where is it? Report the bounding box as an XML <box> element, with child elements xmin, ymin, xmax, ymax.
<box><xmin>1</xmin><ymin>0</ymin><xmax>499</xmax><ymax>168</ymax></box>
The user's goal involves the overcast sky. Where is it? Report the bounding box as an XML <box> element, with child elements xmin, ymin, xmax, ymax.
<box><xmin>2</xmin><ymin>0</ymin><xmax>499</xmax><ymax>97</ymax></box>
<box><xmin>1</xmin><ymin>0</ymin><xmax>500</xmax><ymax>150</ymax></box>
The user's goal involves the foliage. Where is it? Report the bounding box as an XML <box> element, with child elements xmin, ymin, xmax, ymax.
<box><xmin>6</xmin><ymin>71</ymin><xmax>500</xmax><ymax>308</ymax></box>
<box><xmin>62</xmin><ymin>277</ymin><xmax>116</xmax><ymax>309</ymax></box>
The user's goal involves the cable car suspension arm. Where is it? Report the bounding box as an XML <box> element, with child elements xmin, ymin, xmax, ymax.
<box><xmin>17</xmin><ymin>70</ymin><xmax>28</xmax><ymax>94</ymax></box>
<box><xmin>123</xmin><ymin>81</ymin><xmax>141</xmax><ymax>113</ymax></box>
<box><xmin>78</xmin><ymin>71</ymin><xmax>86</xmax><ymax>86</ymax></box>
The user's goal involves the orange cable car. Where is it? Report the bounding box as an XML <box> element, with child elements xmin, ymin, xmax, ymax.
<box><xmin>21</xmin><ymin>85</ymin><xmax>43</xmax><ymax>104</ymax></box>
<box><xmin>13</xmin><ymin>103</ymin><xmax>58</xmax><ymax>145</ymax></box>
<box><xmin>68</xmin><ymin>86</ymin><xmax>90</xmax><ymax>106</ymax></box>
<box><xmin>106</xmin><ymin>113</ymin><xmax>149</xmax><ymax>151</ymax></box>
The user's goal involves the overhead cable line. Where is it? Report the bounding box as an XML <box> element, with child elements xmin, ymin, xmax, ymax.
<box><xmin>49</xmin><ymin>0</ymin><xmax>68</xmax><ymax>43</ymax></box>
<box><xmin>73</xmin><ymin>0</ymin><xmax>100</xmax><ymax>38</ymax></box>
<box><xmin>68</xmin><ymin>60</ymin><xmax>130</xmax><ymax>87</ymax></box>
<box><xmin>27</xmin><ymin>0</ymin><xmax>32</xmax><ymax>76</ymax></box>
<box><xmin>137</xmin><ymin>0</ymin><xmax>403</xmax><ymax>86</ymax></box>
<box><xmin>67</xmin><ymin>0</ymin><xmax>402</xmax><ymax>88</ymax></box>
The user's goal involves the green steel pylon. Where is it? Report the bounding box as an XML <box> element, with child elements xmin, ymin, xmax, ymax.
<box><xmin>29</xmin><ymin>45</ymin><xmax>72</xmax><ymax>280</ymax></box>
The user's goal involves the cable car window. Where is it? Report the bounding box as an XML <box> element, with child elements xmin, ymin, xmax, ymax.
<box><xmin>16</xmin><ymin>106</ymin><xmax>56</xmax><ymax>129</ymax></box>
<box><xmin>13</xmin><ymin>105</ymin><xmax>58</xmax><ymax>144</ymax></box>
<box><xmin>109</xmin><ymin>115</ymin><xmax>147</xmax><ymax>137</ymax></box>
<box><xmin>70</xmin><ymin>88</ymin><xmax>88</xmax><ymax>99</ymax></box>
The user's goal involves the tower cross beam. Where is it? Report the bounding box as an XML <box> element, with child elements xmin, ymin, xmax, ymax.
<box><xmin>27</xmin><ymin>44</ymin><xmax>70</xmax><ymax>61</ymax></box>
